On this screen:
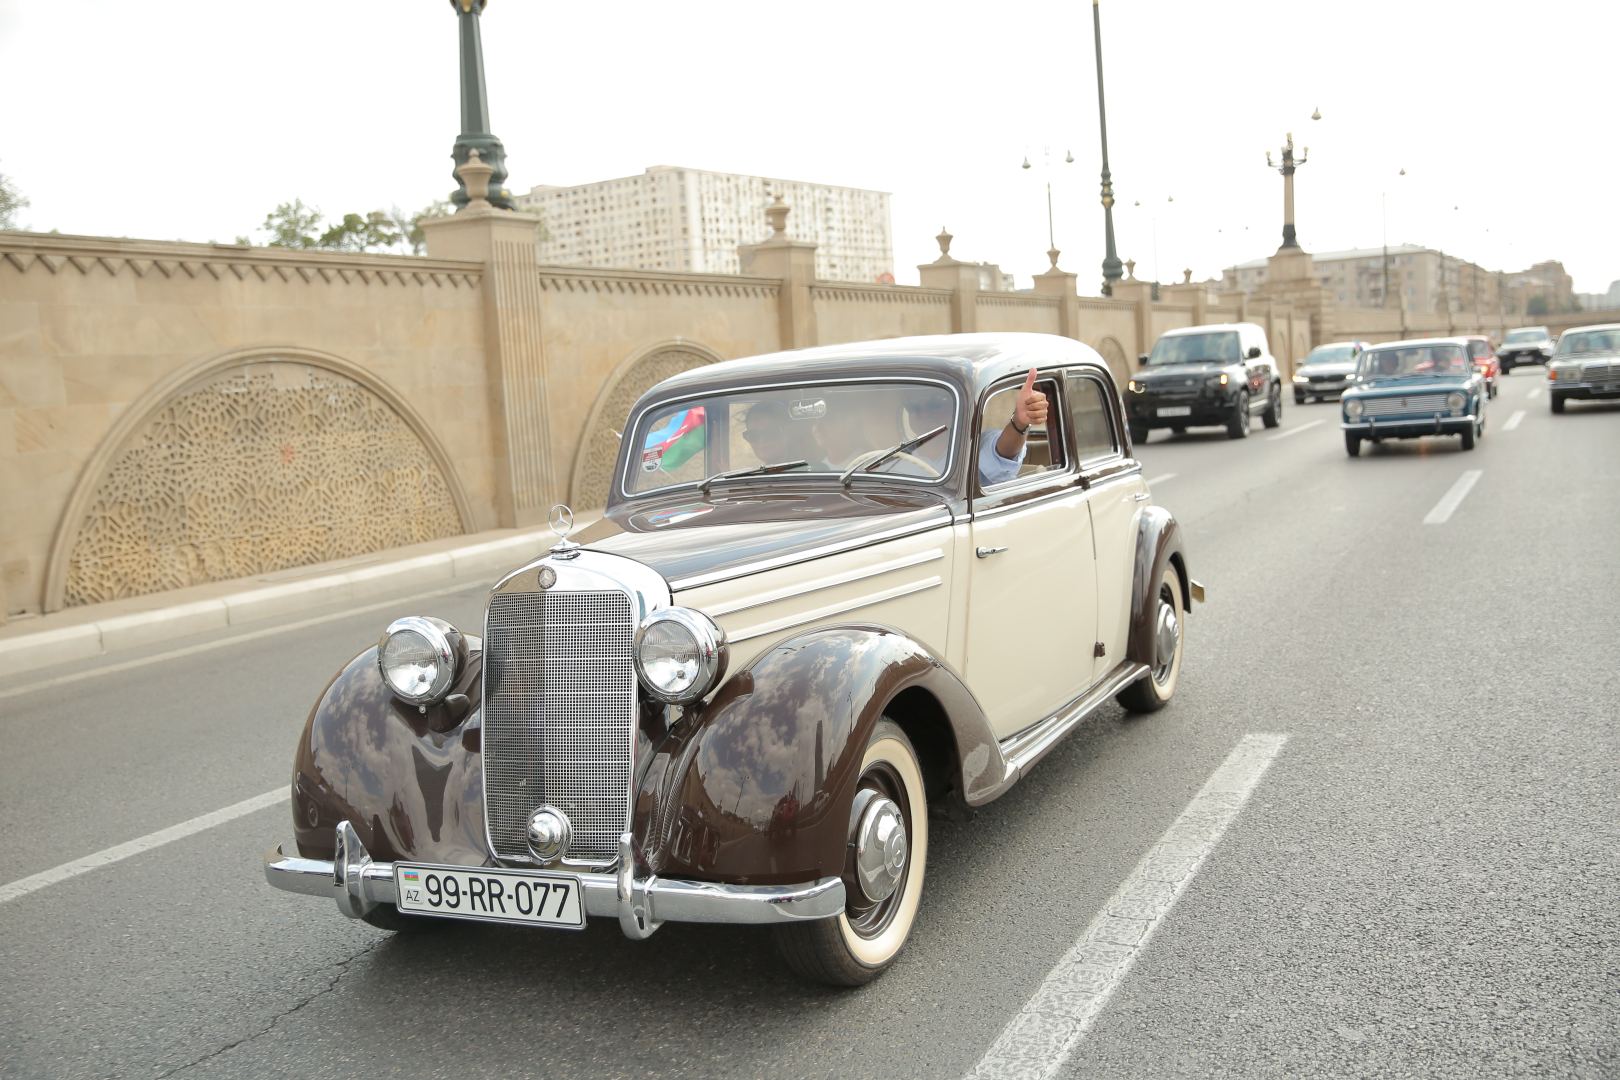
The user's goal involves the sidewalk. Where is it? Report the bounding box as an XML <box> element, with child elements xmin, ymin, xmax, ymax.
<box><xmin>0</xmin><ymin>519</ymin><xmax>593</xmax><ymax>675</ymax></box>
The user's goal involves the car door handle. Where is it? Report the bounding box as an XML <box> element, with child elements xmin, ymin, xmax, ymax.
<box><xmin>1133</xmin><ymin>492</ymin><xmax>1151</xmax><ymax>502</ymax></box>
<box><xmin>975</xmin><ymin>546</ymin><xmax>1008</xmax><ymax>559</ymax></box>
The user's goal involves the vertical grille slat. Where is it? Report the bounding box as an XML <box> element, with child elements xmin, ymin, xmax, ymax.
<box><xmin>1362</xmin><ymin>393</ymin><xmax>1449</xmax><ymax>417</ymax></box>
<box><xmin>483</xmin><ymin>589</ymin><xmax>635</xmax><ymax>865</ymax></box>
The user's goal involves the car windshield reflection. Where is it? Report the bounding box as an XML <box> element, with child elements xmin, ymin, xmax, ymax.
<box><xmin>1358</xmin><ymin>345</ymin><xmax>1469</xmax><ymax>380</ymax></box>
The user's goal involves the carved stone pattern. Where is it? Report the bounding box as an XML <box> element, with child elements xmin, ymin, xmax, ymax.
<box><xmin>573</xmin><ymin>348</ymin><xmax>715</xmax><ymax>510</ymax></box>
<box><xmin>0</xmin><ymin>249</ymin><xmax>481</xmax><ymax>288</ymax></box>
<box><xmin>811</xmin><ymin>285</ymin><xmax>952</xmax><ymax>306</ymax></box>
<box><xmin>536</xmin><ymin>273</ymin><xmax>777</xmax><ymax>299</ymax></box>
<box><xmin>65</xmin><ymin>362</ymin><xmax>464</xmax><ymax>607</ymax></box>
<box><xmin>978</xmin><ymin>294</ymin><xmax>1060</xmax><ymax>307</ymax></box>
<box><xmin>1093</xmin><ymin>337</ymin><xmax>1128</xmax><ymax>369</ymax></box>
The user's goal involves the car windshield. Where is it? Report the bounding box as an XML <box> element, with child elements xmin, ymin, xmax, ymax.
<box><xmin>1303</xmin><ymin>345</ymin><xmax>1357</xmax><ymax>365</ymax></box>
<box><xmin>1145</xmin><ymin>331</ymin><xmax>1241</xmax><ymax>365</ymax></box>
<box><xmin>1504</xmin><ymin>329</ymin><xmax>1548</xmax><ymax>343</ymax></box>
<box><xmin>626</xmin><ymin>381</ymin><xmax>956</xmax><ymax>495</ymax></box>
<box><xmin>1358</xmin><ymin>344</ymin><xmax>1470</xmax><ymax>380</ymax></box>
<box><xmin>1555</xmin><ymin>329</ymin><xmax>1620</xmax><ymax>356</ymax></box>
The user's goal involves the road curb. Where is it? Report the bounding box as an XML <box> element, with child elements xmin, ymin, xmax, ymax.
<box><xmin>0</xmin><ymin>523</ymin><xmax>583</xmax><ymax>677</ymax></box>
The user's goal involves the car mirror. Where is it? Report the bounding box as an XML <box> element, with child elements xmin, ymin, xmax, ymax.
<box><xmin>1246</xmin><ymin>346</ymin><xmax>1261</xmax><ymax>359</ymax></box>
<box><xmin>1137</xmin><ymin>353</ymin><xmax>1149</xmax><ymax>365</ymax></box>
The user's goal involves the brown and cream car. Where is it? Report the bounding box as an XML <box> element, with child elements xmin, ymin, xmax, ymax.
<box><xmin>264</xmin><ymin>332</ymin><xmax>1204</xmax><ymax>985</ymax></box>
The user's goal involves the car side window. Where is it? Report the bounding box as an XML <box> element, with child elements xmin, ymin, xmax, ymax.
<box><xmin>978</xmin><ymin>376</ymin><xmax>1065</xmax><ymax>489</ymax></box>
<box><xmin>1064</xmin><ymin>374</ymin><xmax>1119</xmax><ymax>464</ymax></box>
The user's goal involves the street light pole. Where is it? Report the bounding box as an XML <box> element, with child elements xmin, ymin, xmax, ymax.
<box><xmin>1266</xmin><ymin>133</ymin><xmax>1309</xmax><ymax>251</ymax></box>
<box><xmin>1091</xmin><ymin>0</ymin><xmax>1123</xmax><ymax>294</ymax></box>
<box><xmin>1024</xmin><ymin>149</ymin><xmax>1074</xmax><ymax>269</ymax></box>
<box><xmin>449</xmin><ymin>0</ymin><xmax>513</xmax><ymax>210</ymax></box>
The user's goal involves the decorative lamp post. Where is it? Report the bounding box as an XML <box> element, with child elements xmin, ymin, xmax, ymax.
<box><xmin>1023</xmin><ymin>149</ymin><xmax>1074</xmax><ymax>270</ymax></box>
<box><xmin>1091</xmin><ymin>0</ymin><xmax>1123</xmax><ymax>295</ymax></box>
<box><xmin>1265</xmin><ymin>133</ymin><xmax>1309</xmax><ymax>251</ymax></box>
<box><xmin>449</xmin><ymin>0</ymin><xmax>513</xmax><ymax>210</ymax></box>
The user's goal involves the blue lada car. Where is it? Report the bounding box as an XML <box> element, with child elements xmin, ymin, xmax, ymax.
<box><xmin>1342</xmin><ymin>338</ymin><xmax>1487</xmax><ymax>457</ymax></box>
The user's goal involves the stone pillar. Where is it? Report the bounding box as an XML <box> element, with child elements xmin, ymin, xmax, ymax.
<box><xmin>423</xmin><ymin>153</ymin><xmax>555</xmax><ymax>526</ymax></box>
<box><xmin>1110</xmin><ymin>261</ymin><xmax>1156</xmax><ymax>362</ymax></box>
<box><xmin>1163</xmin><ymin>277</ymin><xmax>1208</xmax><ymax>325</ymax></box>
<box><xmin>916</xmin><ymin>228</ymin><xmax>980</xmax><ymax>333</ymax></box>
<box><xmin>1033</xmin><ymin>264</ymin><xmax>1081</xmax><ymax>340</ymax></box>
<box><xmin>738</xmin><ymin>195</ymin><xmax>818</xmax><ymax>349</ymax></box>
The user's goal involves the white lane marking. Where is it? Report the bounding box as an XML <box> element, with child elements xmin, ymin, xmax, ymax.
<box><xmin>1528</xmin><ymin>387</ymin><xmax>1543</xmax><ymax>401</ymax></box>
<box><xmin>1144</xmin><ymin>473</ymin><xmax>1178</xmax><ymax>486</ymax></box>
<box><xmin>1503</xmin><ymin>410</ymin><xmax>1526</xmax><ymax>432</ymax></box>
<box><xmin>967</xmin><ymin>733</ymin><xmax>1288</xmax><ymax>1080</ymax></box>
<box><xmin>1423</xmin><ymin>470</ymin><xmax>1483</xmax><ymax>526</ymax></box>
<box><xmin>0</xmin><ymin>788</ymin><xmax>286</xmax><ymax>906</ymax></box>
<box><xmin>11</xmin><ymin>581</ymin><xmax>473</xmax><ymax>698</ymax></box>
<box><xmin>1266</xmin><ymin>418</ymin><xmax>1324</xmax><ymax>442</ymax></box>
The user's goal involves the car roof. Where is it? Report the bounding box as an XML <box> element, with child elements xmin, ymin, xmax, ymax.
<box><xmin>1309</xmin><ymin>340</ymin><xmax>1368</xmax><ymax>348</ymax></box>
<box><xmin>1561</xmin><ymin>322</ymin><xmax>1620</xmax><ymax>334</ymax></box>
<box><xmin>645</xmin><ymin>332</ymin><xmax>1113</xmax><ymax>401</ymax></box>
<box><xmin>1159</xmin><ymin>322</ymin><xmax>1257</xmax><ymax>337</ymax></box>
<box><xmin>1365</xmin><ymin>337</ymin><xmax>1471</xmax><ymax>349</ymax></box>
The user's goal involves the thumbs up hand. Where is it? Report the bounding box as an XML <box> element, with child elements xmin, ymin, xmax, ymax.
<box><xmin>1014</xmin><ymin>368</ymin><xmax>1048</xmax><ymax>431</ymax></box>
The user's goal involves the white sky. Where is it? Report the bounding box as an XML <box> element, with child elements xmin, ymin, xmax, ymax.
<box><xmin>2</xmin><ymin>0</ymin><xmax>1615</xmax><ymax>294</ymax></box>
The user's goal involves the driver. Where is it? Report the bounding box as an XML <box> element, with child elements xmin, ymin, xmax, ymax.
<box><xmin>741</xmin><ymin>398</ymin><xmax>831</xmax><ymax>472</ymax></box>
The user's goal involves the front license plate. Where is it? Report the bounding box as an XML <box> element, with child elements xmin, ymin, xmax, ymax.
<box><xmin>1157</xmin><ymin>406</ymin><xmax>1192</xmax><ymax>417</ymax></box>
<box><xmin>395</xmin><ymin>864</ymin><xmax>585</xmax><ymax>929</ymax></box>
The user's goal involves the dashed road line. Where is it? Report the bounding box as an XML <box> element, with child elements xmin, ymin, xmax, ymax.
<box><xmin>1266</xmin><ymin>418</ymin><xmax>1324</xmax><ymax>441</ymax></box>
<box><xmin>0</xmin><ymin>788</ymin><xmax>286</xmax><ymax>905</ymax></box>
<box><xmin>1503</xmin><ymin>410</ymin><xmax>1526</xmax><ymax>432</ymax></box>
<box><xmin>1528</xmin><ymin>387</ymin><xmax>1543</xmax><ymax>401</ymax></box>
<box><xmin>1144</xmin><ymin>473</ymin><xmax>1178</xmax><ymax>487</ymax></box>
<box><xmin>1423</xmin><ymin>469</ymin><xmax>1483</xmax><ymax>525</ymax></box>
<box><xmin>967</xmin><ymin>733</ymin><xmax>1289</xmax><ymax>1080</ymax></box>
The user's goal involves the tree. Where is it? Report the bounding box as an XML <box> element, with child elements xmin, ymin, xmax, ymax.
<box><xmin>317</xmin><ymin>210</ymin><xmax>402</xmax><ymax>252</ymax></box>
<box><xmin>0</xmin><ymin>165</ymin><xmax>29</xmax><ymax>229</ymax></box>
<box><xmin>260</xmin><ymin>199</ymin><xmax>324</xmax><ymax>249</ymax></box>
<box><xmin>251</xmin><ymin>197</ymin><xmax>544</xmax><ymax>255</ymax></box>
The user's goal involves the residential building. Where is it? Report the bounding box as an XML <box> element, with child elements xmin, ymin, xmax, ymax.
<box><xmin>1224</xmin><ymin>245</ymin><xmax>1506</xmax><ymax>314</ymax></box>
<box><xmin>514</xmin><ymin>166</ymin><xmax>893</xmax><ymax>283</ymax></box>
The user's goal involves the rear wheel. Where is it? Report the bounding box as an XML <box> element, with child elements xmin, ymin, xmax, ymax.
<box><xmin>1118</xmin><ymin>564</ymin><xmax>1185</xmax><ymax>714</ymax></box>
<box><xmin>1262</xmin><ymin>384</ymin><xmax>1283</xmax><ymax>428</ymax></box>
<box><xmin>1345</xmin><ymin>432</ymin><xmax>1362</xmax><ymax>457</ymax></box>
<box><xmin>774</xmin><ymin>720</ymin><xmax>927</xmax><ymax>986</ymax></box>
<box><xmin>1227</xmin><ymin>392</ymin><xmax>1251</xmax><ymax>439</ymax></box>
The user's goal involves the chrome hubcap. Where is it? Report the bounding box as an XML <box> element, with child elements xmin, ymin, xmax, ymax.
<box><xmin>1153</xmin><ymin>596</ymin><xmax>1179</xmax><ymax>685</ymax></box>
<box><xmin>854</xmin><ymin>796</ymin><xmax>908</xmax><ymax>903</ymax></box>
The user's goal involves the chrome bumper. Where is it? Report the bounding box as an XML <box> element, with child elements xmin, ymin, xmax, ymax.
<box><xmin>1342</xmin><ymin>414</ymin><xmax>1476</xmax><ymax>436</ymax></box>
<box><xmin>265</xmin><ymin>821</ymin><xmax>846</xmax><ymax>941</ymax></box>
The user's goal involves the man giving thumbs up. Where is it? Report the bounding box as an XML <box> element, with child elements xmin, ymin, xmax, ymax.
<box><xmin>979</xmin><ymin>367</ymin><xmax>1049</xmax><ymax>486</ymax></box>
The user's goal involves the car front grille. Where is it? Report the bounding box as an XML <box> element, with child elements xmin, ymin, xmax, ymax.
<box><xmin>1580</xmin><ymin>360</ymin><xmax>1620</xmax><ymax>386</ymax></box>
<box><xmin>482</xmin><ymin>588</ymin><xmax>636</xmax><ymax>866</ymax></box>
<box><xmin>1362</xmin><ymin>393</ymin><xmax>1449</xmax><ymax>417</ymax></box>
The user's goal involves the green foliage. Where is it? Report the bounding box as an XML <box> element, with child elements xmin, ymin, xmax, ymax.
<box><xmin>260</xmin><ymin>199</ymin><xmax>324</xmax><ymax>249</ymax></box>
<box><xmin>0</xmin><ymin>165</ymin><xmax>30</xmax><ymax>229</ymax></box>
<box><xmin>252</xmin><ymin>196</ymin><xmax>544</xmax><ymax>255</ymax></box>
<box><xmin>317</xmin><ymin>210</ymin><xmax>403</xmax><ymax>252</ymax></box>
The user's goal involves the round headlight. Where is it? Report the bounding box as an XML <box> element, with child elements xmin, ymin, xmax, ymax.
<box><xmin>378</xmin><ymin>616</ymin><xmax>463</xmax><ymax>707</ymax></box>
<box><xmin>1446</xmin><ymin>391</ymin><xmax>1466</xmax><ymax>414</ymax></box>
<box><xmin>1345</xmin><ymin>398</ymin><xmax>1364</xmax><ymax>419</ymax></box>
<box><xmin>634</xmin><ymin>608</ymin><xmax>727</xmax><ymax>704</ymax></box>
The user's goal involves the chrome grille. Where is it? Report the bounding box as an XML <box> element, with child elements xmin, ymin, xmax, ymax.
<box><xmin>483</xmin><ymin>589</ymin><xmax>636</xmax><ymax>865</ymax></box>
<box><xmin>1362</xmin><ymin>393</ymin><xmax>1448</xmax><ymax>417</ymax></box>
<box><xmin>1581</xmin><ymin>360</ymin><xmax>1620</xmax><ymax>385</ymax></box>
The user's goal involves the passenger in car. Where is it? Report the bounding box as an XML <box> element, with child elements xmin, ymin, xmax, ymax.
<box><xmin>905</xmin><ymin>368</ymin><xmax>1048</xmax><ymax>487</ymax></box>
<box><xmin>741</xmin><ymin>399</ymin><xmax>832</xmax><ymax>472</ymax></box>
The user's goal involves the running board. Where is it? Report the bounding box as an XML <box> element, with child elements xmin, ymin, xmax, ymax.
<box><xmin>998</xmin><ymin>661</ymin><xmax>1151</xmax><ymax>778</ymax></box>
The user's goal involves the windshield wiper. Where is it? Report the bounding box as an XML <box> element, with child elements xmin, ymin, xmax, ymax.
<box><xmin>840</xmin><ymin>425</ymin><xmax>948</xmax><ymax>486</ymax></box>
<box><xmin>698</xmin><ymin>459</ymin><xmax>808</xmax><ymax>495</ymax></box>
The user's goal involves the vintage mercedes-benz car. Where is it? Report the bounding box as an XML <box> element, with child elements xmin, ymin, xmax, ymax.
<box><xmin>1547</xmin><ymin>323</ymin><xmax>1620</xmax><ymax>413</ymax></box>
<box><xmin>1342</xmin><ymin>337</ymin><xmax>1488</xmax><ymax>457</ymax></box>
<box><xmin>264</xmin><ymin>333</ymin><xmax>1203</xmax><ymax>985</ymax></box>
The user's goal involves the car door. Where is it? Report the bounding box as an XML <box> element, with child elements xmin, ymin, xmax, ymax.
<box><xmin>963</xmin><ymin>370</ymin><xmax>1098</xmax><ymax>740</ymax></box>
<box><xmin>1065</xmin><ymin>369</ymin><xmax>1139</xmax><ymax>684</ymax></box>
<box><xmin>1244</xmin><ymin>329</ymin><xmax>1272</xmax><ymax>409</ymax></box>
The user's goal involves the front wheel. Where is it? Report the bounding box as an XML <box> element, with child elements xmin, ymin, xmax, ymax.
<box><xmin>1460</xmin><ymin>423</ymin><xmax>1476</xmax><ymax>451</ymax></box>
<box><xmin>1262</xmin><ymin>384</ymin><xmax>1283</xmax><ymax>428</ymax></box>
<box><xmin>1128</xmin><ymin>421</ymin><xmax>1149</xmax><ymax>444</ymax></box>
<box><xmin>1294</xmin><ymin>391</ymin><xmax>1306</xmax><ymax>406</ymax></box>
<box><xmin>1227</xmin><ymin>392</ymin><xmax>1251</xmax><ymax>439</ymax></box>
<box><xmin>1551</xmin><ymin>393</ymin><xmax>1566</xmax><ymax>414</ymax></box>
<box><xmin>774</xmin><ymin>720</ymin><xmax>927</xmax><ymax>986</ymax></box>
<box><xmin>1345</xmin><ymin>432</ymin><xmax>1362</xmax><ymax>457</ymax></box>
<box><xmin>1117</xmin><ymin>564</ymin><xmax>1185</xmax><ymax>714</ymax></box>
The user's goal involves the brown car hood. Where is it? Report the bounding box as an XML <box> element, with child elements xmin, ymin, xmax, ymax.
<box><xmin>573</xmin><ymin>488</ymin><xmax>952</xmax><ymax>588</ymax></box>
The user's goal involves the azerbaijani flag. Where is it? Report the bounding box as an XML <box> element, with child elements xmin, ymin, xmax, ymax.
<box><xmin>643</xmin><ymin>407</ymin><xmax>706</xmax><ymax>470</ymax></box>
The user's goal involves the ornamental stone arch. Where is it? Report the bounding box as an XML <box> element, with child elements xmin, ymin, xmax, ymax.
<box><xmin>569</xmin><ymin>339</ymin><xmax>724</xmax><ymax>510</ymax></box>
<box><xmin>1092</xmin><ymin>336</ymin><xmax>1129</xmax><ymax>382</ymax></box>
<box><xmin>45</xmin><ymin>346</ymin><xmax>474</xmax><ymax>611</ymax></box>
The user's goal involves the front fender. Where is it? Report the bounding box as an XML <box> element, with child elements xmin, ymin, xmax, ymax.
<box><xmin>1127</xmin><ymin>506</ymin><xmax>1190</xmax><ymax>668</ymax></box>
<box><xmin>634</xmin><ymin>624</ymin><xmax>999</xmax><ymax>886</ymax></box>
<box><xmin>290</xmin><ymin>646</ymin><xmax>488</xmax><ymax>867</ymax></box>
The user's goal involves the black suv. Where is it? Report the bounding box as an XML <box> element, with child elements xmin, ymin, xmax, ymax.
<box><xmin>1498</xmin><ymin>326</ymin><xmax>1554</xmax><ymax>371</ymax></box>
<box><xmin>1125</xmin><ymin>323</ymin><xmax>1284</xmax><ymax>441</ymax></box>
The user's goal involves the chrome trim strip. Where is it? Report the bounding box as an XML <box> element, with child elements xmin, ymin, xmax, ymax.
<box><xmin>998</xmin><ymin>661</ymin><xmax>1151</xmax><ymax>776</ymax></box>
<box><xmin>667</xmin><ymin>511</ymin><xmax>953</xmax><ymax>592</ymax></box>
<box><xmin>618</xmin><ymin>375</ymin><xmax>965</xmax><ymax>501</ymax></box>
<box><xmin>728</xmin><ymin>576</ymin><xmax>944</xmax><ymax>644</ymax></box>
<box><xmin>701</xmin><ymin>547</ymin><xmax>945</xmax><ymax>617</ymax></box>
<box><xmin>1342</xmin><ymin>413</ymin><xmax>1476</xmax><ymax>433</ymax></box>
<box><xmin>264</xmin><ymin>830</ymin><xmax>845</xmax><ymax>934</ymax></box>
<box><xmin>971</xmin><ymin>482</ymin><xmax>1086</xmax><ymax>523</ymax></box>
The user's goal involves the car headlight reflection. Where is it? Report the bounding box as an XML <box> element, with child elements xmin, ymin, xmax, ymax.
<box><xmin>1345</xmin><ymin>398</ymin><xmax>1364</xmax><ymax>419</ymax></box>
<box><xmin>1446</xmin><ymin>391</ymin><xmax>1467</xmax><ymax>414</ymax></box>
<box><xmin>634</xmin><ymin>608</ymin><xmax>727</xmax><ymax>704</ymax></box>
<box><xmin>378</xmin><ymin>616</ymin><xmax>465</xmax><ymax>707</ymax></box>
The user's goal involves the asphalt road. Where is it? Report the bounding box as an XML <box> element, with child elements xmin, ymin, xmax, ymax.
<box><xmin>1</xmin><ymin>369</ymin><xmax>1615</xmax><ymax>1079</ymax></box>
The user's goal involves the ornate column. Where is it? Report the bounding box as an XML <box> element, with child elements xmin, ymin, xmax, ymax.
<box><xmin>916</xmin><ymin>228</ymin><xmax>981</xmax><ymax>334</ymax></box>
<box><xmin>449</xmin><ymin>1</ymin><xmax>514</xmax><ymax>210</ymax></box>
<box><xmin>738</xmin><ymin>195</ymin><xmax>818</xmax><ymax>349</ymax></box>
<box><xmin>1267</xmin><ymin>133</ymin><xmax>1308</xmax><ymax>251</ymax></box>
